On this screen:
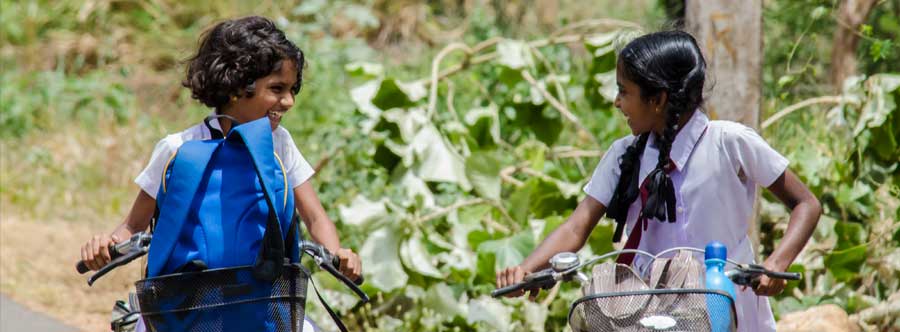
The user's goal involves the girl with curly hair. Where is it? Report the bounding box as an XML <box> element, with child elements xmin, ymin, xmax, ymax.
<box><xmin>80</xmin><ymin>15</ymin><xmax>361</xmax><ymax>288</ymax></box>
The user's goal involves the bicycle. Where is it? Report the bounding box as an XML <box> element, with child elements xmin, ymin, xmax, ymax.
<box><xmin>491</xmin><ymin>244</ymin><xmax>800</xmax><ymax>332</ymax></box>
<box><xmin>77</xmin><ymin>232</ymin><xmax>368</xmax><ymax>332</ymax></box>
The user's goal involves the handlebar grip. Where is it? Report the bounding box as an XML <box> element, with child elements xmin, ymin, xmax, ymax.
<box><xmin>491</xmin><ymin>282</ymin><xmax>532</xmax><ymax>298</ymax></box>
<box><xmin>76</xmin><ymin>243</ymin><xmax>124</xmax><ymax>274</ymax></box>
<box><xmin>76</xmin><ymin>261</ymin><xmax>90</xmax><ymax>274</ymax></box>
<box><xmin>766</xmin><ymin>271</ymin><xmax>801</xmax><ymax>280</ymax></box>
<box><xmin>330</xmin><ymin>255</ymin><xmax>365</xmax><ymax>285</ymax></box>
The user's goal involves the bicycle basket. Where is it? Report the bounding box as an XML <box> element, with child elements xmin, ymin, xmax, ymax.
<box><xmin>135</xmin><ymin>263</ymin><xmax>310</xmax><ymax>332</ymax></box>
<box><xmin>568</xmin><ymin>288</ymin><xmax>736</xmax><ymax>332</ymax></box>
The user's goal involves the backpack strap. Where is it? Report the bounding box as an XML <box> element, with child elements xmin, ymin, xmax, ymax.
<box><xmin>230</xmin><ymin>118</ymin><xmax>292</xmax><ymax>281</ymax></box>
<box><xmin>146</xmin><ymin>141</ymin><xmax>219</xmax><ymax>277</ymax></box>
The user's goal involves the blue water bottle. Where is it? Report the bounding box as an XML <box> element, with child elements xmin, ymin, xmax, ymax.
<box><xmin>705</xmin><ymin>241</ymin><xmax>737</xmax><ymax>332</ymax></box>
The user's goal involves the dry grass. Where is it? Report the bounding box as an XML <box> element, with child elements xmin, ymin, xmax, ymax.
<box><xmin>0</xmin><ymin>216</ymin><xmax>144</xmax><ymax>331</ymax></box>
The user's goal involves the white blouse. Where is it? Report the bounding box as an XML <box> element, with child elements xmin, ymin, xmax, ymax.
<box><xmin>134</xmin><ymin>115</ymin><xmax>315</xmax><ymax>199</ymax></box>
<box><xmin>583</xmin><ymin>110</ymin><xmax>788</xmax><ymax>332</ymax></box>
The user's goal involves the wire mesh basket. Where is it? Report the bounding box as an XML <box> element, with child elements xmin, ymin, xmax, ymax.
<box><xmin>568</xmin><ymin>288</ymin><xmax>736</xmax><ymax>332</ymax></box>
<box><xmin>135</xmin><ymin>263</ymin><xmax>310</xmax><ymax>332</ymax></box>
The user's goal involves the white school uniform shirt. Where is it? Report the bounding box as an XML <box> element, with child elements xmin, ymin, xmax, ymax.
<box><xmin>134</xmin><ymin>115</ymin><xmax>316</xmax><ymax>199</ymax></box>
<box><xmin>583</xmin><ymin>110</ymin><xmax>788</xmax><ymax>332</ymax></box>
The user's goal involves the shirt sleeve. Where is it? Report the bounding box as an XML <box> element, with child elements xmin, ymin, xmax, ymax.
<box><xmin>583</xmin><ymin>137</ymin><xmax>630</xmax><ymax>206</ymax></box>
<box><xmin>134</xmin><ymin>135</ymin><xmax>180</xmax><ymax>199</ymax></box>
<box><xmin>723</xmin><ymin>124</ymin><xmax>790</xmax><ymax>187</ymax></box>
<box><xmin>275</xmin><ymin>128</ymin><xmax>316</xmax><ymax>188</ymax></box>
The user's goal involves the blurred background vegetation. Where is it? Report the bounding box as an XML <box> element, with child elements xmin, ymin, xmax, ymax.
<box><xmin>0</xmin><ymin>0</ymin><xmax>897</xmax><ymax>331</ymax></box>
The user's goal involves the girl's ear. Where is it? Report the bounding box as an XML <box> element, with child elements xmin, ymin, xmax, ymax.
<box><xmin>654</xmin><ymin>91</ymin><xmax>668</xmax><ymax>110</ymax></box>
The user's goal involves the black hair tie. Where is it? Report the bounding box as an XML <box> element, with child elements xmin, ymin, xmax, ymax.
<box><xmin>642</xmin><ymin>166</ymin><xmax>677</xmax><ymax>223</ymax></box>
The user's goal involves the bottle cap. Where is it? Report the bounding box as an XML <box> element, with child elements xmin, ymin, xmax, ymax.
<box><xmin>705</xmin><ymin>241</ymin><xmax>728</xmax><ymax>261</ymax></box>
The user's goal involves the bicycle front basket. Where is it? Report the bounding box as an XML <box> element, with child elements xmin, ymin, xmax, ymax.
<box><xmin>135</xmin><ymin>263</ymin><xmax>310</xmax><ymax>332</ymax></box>
<box><xmin>568</xmin><ymin>288</ymin><xmax>736</xmax><ymax>332</ymax></box>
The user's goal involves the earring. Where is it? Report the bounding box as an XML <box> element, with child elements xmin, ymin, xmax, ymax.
<box><xmin>231</xmin><ymin>95</ymin><xmax>238</xmax><ymax>102</ymax></box>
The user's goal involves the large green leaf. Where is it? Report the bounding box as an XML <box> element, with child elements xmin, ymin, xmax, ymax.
<box><xmin>586</xmin><ymin>219</ymin><xmax>616</xmax><ymax>255</ymax></box>
<box><xmin>506</xmin><ymin>102</ymin><xmax>564</xmax><ymax>145</ymax></box>
<box><xmin>411</xmin><ymin>125</ymin><xmax>472</xmax><ymax>190</ymax></box>
<box><xmin>396</xmin><ymin>170</ymin><xmax>436</xmax><ymax>208</ymax></box>
<box><xmin>523</xmin><ymin>301</ymin><xmax>549</xmax><ymax>332</ymax></box>
<box><xmin>477</xmin><ymin>231</ymin><xmax>536</xmax><ymax>272</ymax></box>
<box><xmin>350</xmin><ymin>80</ymin><xmax>382</xmax><ymax>120</ymax></box>
<box><xmin>423</xmin><ymin>282</ymin><xmax>467</xmax><ymax>319</ymax></box>
<box><xmin>467</xmin><ymin>296</ymin><xmax>513</xmax><ymax>332</ymax></box>
<box><xmin>400</xmin><ymin>231</ymin><xmax>444</xmax><ymax>278</ymax></box>
<box><xmin>833</xmin><ymin>181</ymin><xmax>874</xmax><ymax>218</ymax></box>
<box><xmin>824</xmin><ymin>244</ymin><xmax>867</xmax><ymax>282</ymax></box>
<box><xmin>381</xmin><ymin>108</ymin><xmax>429</xmax><ymax>142</ymax></box>
<box><xmin>337</xmin><ymin>194</ymin><xmax>387</xmax><ymax>228</ymax></box>
<box><xmin>465</xmin><ymin>149</ymin><xmax>503</xmax><ymax>199</ymax></box>
<box><xmin>855</xmin><ymin>74</ymin><xmax>900</xmax><ymax>135</ymax></box>
<box><xmin>496</xmin><ymin>39</ymin><xmax>534</xmax><ymax>71</ymax></box>
<box><xmin>360</xmin><ymin>226</ymin><xmax>408</xmax><ymax>291</ymax></box>
<box><xmin>465</xmin><ymin>106</ymin><xmax>501</xmax><ymax>148</ymax></box>
<box><xmin>344</xmin><ymin>61</ymin><xmax>384</xmax><ymax>78</ymax></box>
<box><xmin>833</xmin><ymin>221</ymin><xmax>866</xmax><ymax>250</ymax></box>
<box><xmin>529</xmin><ymin>179</ymin><xmax>578</xmax><ymax>218</ymax></box>
<box><xmin>371</xmin><ymin>78</ymin><xmax>426</xmax><ymax>110</ymax></box>
<box><xmin>508</xmin><ymin>178</ymin><xmax>577</xmax><ymax>222</ymax></box>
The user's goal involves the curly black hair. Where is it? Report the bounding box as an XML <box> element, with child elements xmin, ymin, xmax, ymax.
<box><xmin>183</xmin><ymin>16</ymin><xmax>305</xmax><ymax>109</ymax></box>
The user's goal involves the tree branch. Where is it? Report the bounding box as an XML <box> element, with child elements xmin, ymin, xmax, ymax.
<box><xmin>761</xmin><ymin>96</ymin><xmax>848</xmax><ymax>129</ymax></box>
<box><xmin>428</xmin><ymin>42</ymin><xmax>473</xmax><ymax>119</ymax></box>
<box><xmin>521</xmin><ymin>70</ymin><xmax>597</xmax><ymax>144</ymax></box>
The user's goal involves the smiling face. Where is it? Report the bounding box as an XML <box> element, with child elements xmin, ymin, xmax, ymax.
<box><xmin>615</xmin><ymin>61</ymin><xmax>666</xmax><ymax>136</ymax></box>
<box><xmin>222</xmin><ymin>59</ymin><xmax>298</xmax><ymax>131</ymax></box>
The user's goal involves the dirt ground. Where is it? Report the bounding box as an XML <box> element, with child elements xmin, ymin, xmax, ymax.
<box><xmin>0</xmin><ymin>217</ymin><xmax>143</xmax><ymax>331</ymax></box>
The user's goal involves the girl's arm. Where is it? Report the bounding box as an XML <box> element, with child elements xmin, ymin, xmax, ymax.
<box><xmin>80</xmin><ymin>189</ymin><xmax>156</xmax><ymax>270</ymax></box>
<box><xmin>496</xmin><ymin>196</ymin><xmax>607</xmax><ymax>297</ymax></box>
<box><xmin>293</xmin><ymin>180</ymin><xmax>361</xmax><ymax>279</ymax></box>
<box><xmin>757</xmin><ymin>169</ymin><xmax>822</xmax><ymax>296</ymax></box>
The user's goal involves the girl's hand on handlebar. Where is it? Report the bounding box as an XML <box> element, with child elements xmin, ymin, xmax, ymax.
<box><xmin>751</xmin><ymin>260</ymin><xmax>787</xmax><ymax>296</ymax></box>
<box><xmin>80</xmin><ymin>234</ymin><xmax>121</xmax><ymax>271</ymax></box>
<box><xmin>496</xmin><ymin>265</ymin><xmax>538</xmax><ymax>300</ymax></box>
<box><xmin>335</xmin><ymin>248</ymin><xmax>361</xmax><ymax>282</ymax></box>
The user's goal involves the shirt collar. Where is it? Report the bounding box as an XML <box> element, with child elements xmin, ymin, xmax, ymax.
<box><xmin>647</xmin><ymin>110</ymin><xmax>709</xmax><ymax>171</ymax></box>
<box><xmin>207</xmin><ymin>111</ymin><xmax>223</xmax><ymax>133</ymax></box>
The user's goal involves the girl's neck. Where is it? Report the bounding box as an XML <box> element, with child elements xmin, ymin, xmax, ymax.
<box><xmin>652</xmin><ymin>109</ymin><xmax>696</xmax><ymax>137</ymax></box>
<box><xmin>215</xmin><ymin>108</ymin><xmax>234</xmax><ymax>134</ymax></box>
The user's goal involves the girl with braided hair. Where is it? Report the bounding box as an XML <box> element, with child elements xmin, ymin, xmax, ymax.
<box><xmin>496</xmin><ymin>30</ymin><xmax>821</xmax><ymax>331</ymax></box>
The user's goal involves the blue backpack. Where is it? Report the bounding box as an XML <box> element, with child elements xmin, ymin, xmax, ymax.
<box><xmin>139</xmin><ymin>116</ymin><xmax>305</xmax><ymax>332</ymax></box>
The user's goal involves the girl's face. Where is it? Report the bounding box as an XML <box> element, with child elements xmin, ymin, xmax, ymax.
<box><xmin>224</xmin><ymin>59</ymin><xmax>298</xmax><ymax>130</ymax></box>
<box><xmin>615</xmin><ymin>62</ymin><xmax>665</xmax><ymax>135</ymax></box>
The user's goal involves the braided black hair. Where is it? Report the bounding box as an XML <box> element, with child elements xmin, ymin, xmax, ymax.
<box><xmin>183</xmin><ymin>16</ymin><xmax>305</xmax><ymax>110</ymax></box>
<box><xmin>606</xmin><ymin>30</ymin><xmax>707</xmax><ymax>242</ymax></box>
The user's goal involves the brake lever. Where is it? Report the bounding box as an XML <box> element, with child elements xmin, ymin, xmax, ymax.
<box><xmin>726</xmin><ymin>264</ymin><xmax>801</xmax><ymax>287</ymax></box>
<box><xmin>77</xmin><ymin>233</ymin><xmax>151</xmax><ymax>286</ymax></box>
<box><xmin>87</xmin><ymin>245</ymin><xmax>149</xmax><ymax>286</ymax></box>
<box><xmin>300</xmin><ymin>243</ymin><xmax>369</xmax><ymax>303</ymax></box>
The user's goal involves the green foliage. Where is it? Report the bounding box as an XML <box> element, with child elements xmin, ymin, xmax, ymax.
<box><xmin>2</xmin><ymin>0</ymin><xmax>899</xmax><ymax>330</ymax></box>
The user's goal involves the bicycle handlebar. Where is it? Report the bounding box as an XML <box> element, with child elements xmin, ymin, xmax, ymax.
<box><xmin>491</xmin><ymin>248</ymin><xmax>803</xmax><ymax>298</ymax></box>
<box><xmin>77</xmin><ymin>233</ymin><xmax>370</xmax><ymax>304</ymax></box>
